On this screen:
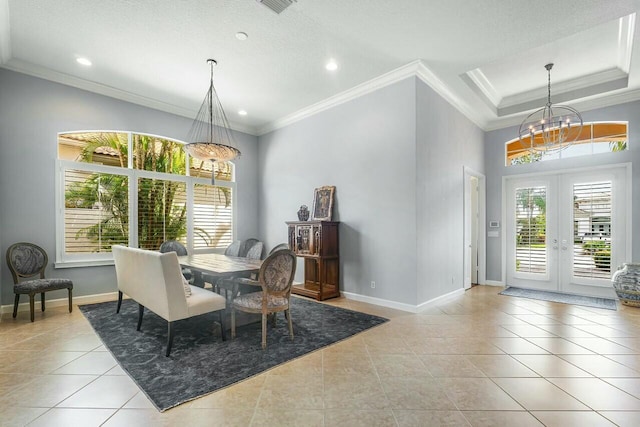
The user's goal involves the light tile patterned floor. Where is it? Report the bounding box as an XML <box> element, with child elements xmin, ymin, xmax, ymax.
<box><xmin>1</xmin><ymin>285</ymin><xmax>640</xmax><ymax>426</ymax></box>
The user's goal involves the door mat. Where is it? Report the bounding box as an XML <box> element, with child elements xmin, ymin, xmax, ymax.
<box><xmin>499</xmin><ymin>286</ymin><xmax>617</xmax><ymax>311</ymax></box>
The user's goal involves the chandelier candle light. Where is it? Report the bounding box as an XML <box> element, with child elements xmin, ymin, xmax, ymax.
<box><xmin>184</xmin><ymin>59</ymin><xmax>241</xmax><ymax>184</ymax></box>
<box><xmin>518</xmin><ymin>63</ymin><xmax>584</xmax><ymax>154</ymax></box>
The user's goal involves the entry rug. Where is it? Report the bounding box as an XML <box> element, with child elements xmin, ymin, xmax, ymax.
<box><xmin>80</xmin><ymin>297</ymin><xmax>388</xmax><ymax>411</ymax></box>
<box><xmin>499</xmin><ymin>286</ymin><xmax>617</xmax><ymax>311</ymax></box>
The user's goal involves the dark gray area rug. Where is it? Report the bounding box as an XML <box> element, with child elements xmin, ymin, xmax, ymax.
<box><xmin>499</xmin><ymin>286</ymin><xmax>617</xmax><ymax>310</ymax></box>
<box><xmin>80</xmin><ymin>297</ymin><xmax>388</xmax><ymax>411</ymax></box>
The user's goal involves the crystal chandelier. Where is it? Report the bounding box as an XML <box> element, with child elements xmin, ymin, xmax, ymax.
<box><xmin>518</xmin><ymin>63</ymin><xmax>583</xmax><ymax>154</ymax></box>
<box><xmin>184</xmin><ymin>59</ymin><xmax>240</xmax><ymax>183</ymax></box>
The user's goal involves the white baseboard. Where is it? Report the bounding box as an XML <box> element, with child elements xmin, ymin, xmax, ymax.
<box><xmin>342</xmin><ymin>287</ymin><xmax>466</xmax><ymax>314</ymax></box>
<box><xmin>484</xmin><ymin>280</ymin><xmax>505</xmax><ymax>287</ymax></box>
<box><xmin>0</xmin><ymin>291</ymin><xmax>120</xmax><ymax>317</ymax></box>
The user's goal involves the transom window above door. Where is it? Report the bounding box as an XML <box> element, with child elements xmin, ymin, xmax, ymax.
<box><xmin>505</xmin><ymin>122</ymin><xmax>628</xmax><ymax>166</ymax></box>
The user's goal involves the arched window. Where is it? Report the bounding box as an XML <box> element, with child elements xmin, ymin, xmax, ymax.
<box><xmin>56</xmin><ymin>131</ymin><xmax>235</xmax><ymax>266</ymax></box>
<box><xmin>505</xmin><ymin>122</ymin><xmax>628</xmax><ymax>166</ymax></box>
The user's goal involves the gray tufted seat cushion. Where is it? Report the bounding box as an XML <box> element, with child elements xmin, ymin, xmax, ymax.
<box><xmin>15</xmin><ymin>278</ymin><xmax>73</xmax><ymax>294</ymax></box>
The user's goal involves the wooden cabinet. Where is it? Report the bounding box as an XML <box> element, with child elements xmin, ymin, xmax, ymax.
<box><xmin>286</xmin><ymin>221</ymin><xmax>340</xmax><ymax>300</ymax></box>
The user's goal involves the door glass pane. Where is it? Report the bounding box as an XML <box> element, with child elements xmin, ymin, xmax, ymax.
<box><xmin>515</xmin><ymin>186</ymin><xmax>547</xmax><ymax>274</ymax></box>
<box><xmin>573</xmin><ymin>181</ymin><xmax>612</xmax><ymax>279</ymax></box>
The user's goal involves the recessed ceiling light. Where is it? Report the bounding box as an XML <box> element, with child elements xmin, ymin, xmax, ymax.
<box><xmin>325</xmin><ymin>60</ymin><xmax>338</xmax><ymax>71</ymax></box>
<box><xmin>76</xmin><ymin>57</ymin><xmax>92</xmax><ymax>66</ymax></box>
<box><xmin>235</xmin><ymin>32</ymin><xmax>248</xmax><ymax>41</ymax></box>
<box><xmin>238</xmin><ymin>110</ymin><xmax>247</xmax><ymax>116</ymax></box>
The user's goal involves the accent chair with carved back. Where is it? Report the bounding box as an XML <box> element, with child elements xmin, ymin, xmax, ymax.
<box><xmin>6</xmin><ymin>242</ymin><xmax>73</xmax><ymax>322</ymax></box>
<box><xmin>230</xmin><ymin>249</ymin><xmax>297</xmax><ymax>349</ymax></box>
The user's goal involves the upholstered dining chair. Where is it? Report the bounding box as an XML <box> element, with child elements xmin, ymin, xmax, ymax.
<box><xmin>239</xmin><ymin>238</ymin><xmax>260</xmax><ymax>257</ymax></box>
<box><xmin>230</xmin><ymin>249</ymin><xmax>297</xmax><ymax>349</ymax></box>
<box><xmin>224</xmin><ymin>240</ymin><xmax>242</xmax><ymax>257</ymax></box>
<box><xmin>216</xmin><ymin>240</ymin><xmax>264</xmax><ymax>300</ymax></box>
<box><xmin>6</xmin><ymin>242</ymin><xmax>73</xmax><ymax>322</ymax></box>
<box><xmin>269</xmin><ymin>243</ymin><xmax>289</xmax><ymax>256</ymax></box>
<box><xmin>159</xmin><ymin>239</ymin><xmax>193</xmax><ymax>283</ymax></box>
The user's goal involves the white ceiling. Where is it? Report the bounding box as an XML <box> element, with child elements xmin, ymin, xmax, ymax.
<box><xmin>2</xmin><ymin>0</ymin><xmax>640</xmax><ymax>135</ymax></box>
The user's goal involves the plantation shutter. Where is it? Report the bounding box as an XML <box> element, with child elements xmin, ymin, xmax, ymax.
<box><xmin>193</xmin><ymin>183</ymin><xmax>233</xmax><ymax>250</ymax></box>
<box><xmin>137</xmin><ymin>178</ymin><xmax>187</xmax><ymax>250</ymax></box>
<box><xmin>64</xmin><ymin>169</ymin><xmax>129</xmax><ymax>253</ymax></box>
<box><xmin>515</xmin><ymin>186</ymin><xmax>547</xmax><ymax>274</ymax></box>
<box><xmin>572</xmin><ymin>181</ymin><xmax>612</xmax><ymax>279</ymax></box>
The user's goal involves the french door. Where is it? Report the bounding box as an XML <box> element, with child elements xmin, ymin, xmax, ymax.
<box><xmin>506</xmin><ymin>166</ymin><xmax>628</xmax><ymax>298</ymax></box>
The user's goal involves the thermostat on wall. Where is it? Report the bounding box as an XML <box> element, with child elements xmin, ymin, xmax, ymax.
<box><xmin>489</xmin><ymin>221</ymin><xmax>500</xmax><ymax>228</ymax></box>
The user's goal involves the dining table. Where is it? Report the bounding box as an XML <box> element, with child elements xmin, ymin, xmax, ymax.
<box><xmin>177</xmin><ymin>253</ymin><xmax>263</xmax><ymax>287</ymax></box>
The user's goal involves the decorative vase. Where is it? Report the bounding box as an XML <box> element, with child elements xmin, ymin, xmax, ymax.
<box><xmin>297</xmin><ymin>205</ymin><xmax>309</xmax><ymax>221</ymax></box>
<box><xmin>612</xmin><ymin>263</ymin><xmax>640</xmax><ymax>307</ymax></box>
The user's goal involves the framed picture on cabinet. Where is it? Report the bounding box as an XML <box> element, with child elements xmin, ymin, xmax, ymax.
<box><xmin>311</xmin><ymin>186</ymin><xmax>335</xmax><ymax>221</ymax></box>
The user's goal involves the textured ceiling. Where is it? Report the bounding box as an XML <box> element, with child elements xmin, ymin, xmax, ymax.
<box><xmin>1</xmin><ymin>0</ymin><xmax>640</xmax><ymax>135</ymax></box>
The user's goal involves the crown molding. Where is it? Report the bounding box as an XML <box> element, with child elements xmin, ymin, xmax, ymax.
<box><xmin>0</xmin><ymin>0</ymin><xmax>10</xmax><ymax>64</ymax></box>
<box><xmin>257</xmin><ymin>60</ymin><xmax>423</xmax><ymax>135</ymax></box>
<box><xmin>0</xmin><ymin>58</ymin><xmax>259</xmax><ymax>136</ymax></box>
<box><xmin>465</xmin><ymin>68</ymin><xmax>502</xmax><ymax>106</ymax></box>
<box><xmin>484</xmin><ymin>87</ymin><xmax>640</xmax><ymax>131</ymax></box>
<box><xmin>618</xmin><ymin>13</ymin><xmax>635</xmax><ymax>73</ymax></box>
<box><xmin>258</xmin><ymin>60</ymin><xmax>486</xmax><ymax>135</ymax></box>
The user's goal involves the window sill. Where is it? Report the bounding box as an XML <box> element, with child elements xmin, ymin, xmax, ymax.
<box><xmin>54</xmin><ymin>259</ymin><xmax>114</xmax><ymax>269</ymax></box>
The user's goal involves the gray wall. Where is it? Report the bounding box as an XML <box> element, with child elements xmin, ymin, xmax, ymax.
<box><xmin>416</xmin><ymin>80</ymin><xmax>485</xmax><ymax>302</ymax></box>
<box><xmin>0</xmin><ymin>69</ymin><xmax>259</xmax><ymax>305</ymax></box>
<box><xmin>484</xmin><ymin>101</ymin><xmax>640</xmax><ymax>282</ymax></box>
<box><xmin>258</xmin><ymin>78</ymin><xmax>418</xmax><ymax>305</ymax></box>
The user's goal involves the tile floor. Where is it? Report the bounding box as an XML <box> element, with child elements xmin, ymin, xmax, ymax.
<box><xmin>1</xmin><ymin>285</ymin><xmax>640</xmax><ymax>426</ymax></box>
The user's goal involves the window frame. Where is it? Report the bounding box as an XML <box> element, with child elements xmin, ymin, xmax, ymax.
<box><xmin>55</xmin><ymin>130</ymin><xmax>236</xmax><ymax>268</ymax></box>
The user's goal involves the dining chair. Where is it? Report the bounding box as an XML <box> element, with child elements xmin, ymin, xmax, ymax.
<box><xmin>230</xmin><ymin>249</ymin><xmax>297</xmax><ymax>349</ymax></box>
<box><xmin>224</xmin><ymin>240</ymin><xmax>242</xmax><ymax>257</ymax></box>
<box><xmin>269</xmin><ymin>243</ymin><xmax>289</xmax><ymax>256</ymax></box>
<box><xmin>6</xmin><ymin>242</ymin><xmax>73</xmax><ymax>322</ymax></box>
<box><xmin>239</xmin><ymin>238</ymin><xmax>260</xmax><ymax>257</ymax></box>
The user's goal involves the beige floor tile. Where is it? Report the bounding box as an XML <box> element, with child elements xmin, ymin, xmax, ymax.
<box><xmin>420</xmin><ymin>355</ymin><xmax>486</xmax><ymax>378</ymax></box>
<box><xmin>489</xmin><ymin>338</ymin><xmax>549</xmax><ymax>354</ymax></box>
<box><xmin>559</xmin><ymin>354</ymin><xmax>640</xmax><ymax>377</ymax></box>
<box><xmin>547</xmin><ymin>378</ymin><xmax>640</xmax><ymax>410</ymax></box>
<box><xmin>57</xmin><ymin>375</ymin><xmax>139</xmax><ymax>408</ymax></box>
<box><xmin>321</xmin><ymin>336</ymin><xmax>367</xmax><ymax>354</ymax></box>
<box><xmin>104</xmin><ymin>365</ymin><xmax>127</xmax><ymax>376</ymax></box>
<box><xmin>511</xmin><ymin>354</ymin><xmax>592</xmax><ymax>377</ymax></box>
<box><xmin>267</xmin><ymin>351</ymin><xmax>322</xmax><ymax>376</ymax></box>
<box><xmin>0</xmin><ymin>374</ymin><xmax>97</xmax><ymax>408</ymax></box>
<box><xmin>46</xmin><ymin>334</ymin><xmax>104</xmax><ymax>352</ymax></box>
<box><xmin>323</xmin><ymin>352</ymin><xmax>375</xmax><ymax>375</ymax></box>
<box><xmin>100</xmin><ymin>408</ymin><xmax>170</xmax><ymax>427</ymax></box>
<box><xmin>0</xmin><ymin>407</ymin><xmax>48</xmax><ymax>427</ymax></box>
<box><xmin>252</xmin><ymin>409</ymin><xmax>324</xmax><ymax>426</ymax></box>
<box><xmin>323</xmin><ymin>373</ymin><xmax>390</xmax><ymax>410</ymax></box>
<box><xmin>466</xmin><ymin>355</ymin><xmax>538</xmax><ymax>377</ymax></box>
<box><xmin>410</xmin><ymin>338</ymin><xmax>504</xmax><ymax>355</ymax></box>
<box><xmin>572</xmin><ymin>324</ymin><xmax>636</xmax><ymax>338</ymax></box>
<box><xmin>393</xmin><ymin>410</ymin><xmax>470</xmax><ymax>426</ymax></box>
<box><xmin>525</xmin><ymin>337</ymin><xmax>595</xmax><ymax>354</ymax></box>
<box><xmin>567</xmin><ymin>337</ymin><xmax>637</xmax><ymax>354</ymax></box>
<box><xmin>26</xmin><ymin>408</ymin><xmax>116</xmax><ymax>427</ymax></box>
<box><xmin>598</xmin><ymin>411</ymin><xmax>640</xmax><ymax>427</ymax></box>
<box><xmin>122</xmin><ymin>392</ymin><xmax>157</xmax><ymax>409</ymax></box>
<box><xmin>535</xmin><ymin>324</ymin><xmax>596</xmax><ymax>338</ymax></box>
<box><xmin>492</xmin><ymin>378</ymin><xmax>589</xmax><ymax>410</ymax></box>
<box><xmin>190</xmin><ymin>377</ymin><xmax>263</xmax><ymax>409</ymax></box>
<box><xmin>371</xmin><ymin>353</ymin><xmax>431</xmax><ymax>378</ymax></box>
<box><xmin>461</xmin><ymin>411</ymin><xmax>543</xmax><ymax>427</ymax></box>
<box><xmin>2</xmin><ymin>351</ymin><xmax>85</xmax><ymax>374</ymax></box>
<box><xmin>257</xmin><ymin>374</ymin><xmax>323</xmax><ymax>410</ymax></box>
<box><xmin>166</xmin><ymin>407</ymin><xmax>256</xmax><ymax>427</ymax></box>
<box><xmin>604</xmin><ymin>354</ymin><xmax>640</xmax><ymax>371</ymax></box>
<box><xmin>438</xmin><ymin>378</ymin><xmax>522</xmax><ymax>410</ymax></box>
<box><xmin>607</xmin><ymin>337</ymin><xmax>640</xmax><ymax>351</ymax></box>
<box><xmin>602</xmin><ymin>378</ymin><xmax>640</xmax><ymax>398</ymax></box>
<box><xmin>500</xmin><ymin>324</ymin><xmax>557</xmax><ymax>338</ymax></box>
<box><xmin>382</xmin><ymin>377</ymin><xmax>457</xmax><ymax>410</ymax></box>
<box><xmin>512</xmin><ymin>314</ymin><xmax>561</xmax><ymax>325</ymax></box>
<box><xmin>52</xmin><ymin>351</ymin><xmax>117</xmax><ymax>375</ymax></box>
<box><xmin>530</xmin><ymin>411</ymin><xmax>616</xmax><ymax>427</ymax></box>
